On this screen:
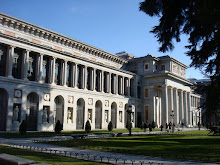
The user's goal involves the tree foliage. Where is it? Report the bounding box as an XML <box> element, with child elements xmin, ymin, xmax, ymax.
<box><xmin>140</xmin><ymin>0</ymin><xmax>220</xmax><ymax>120</ymax></box>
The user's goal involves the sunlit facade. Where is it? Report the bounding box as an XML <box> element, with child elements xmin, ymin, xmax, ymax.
<box><xmin>0</xmin><ymin>13</ymin><xmax>201</xmax><ymax>131</ymax></box>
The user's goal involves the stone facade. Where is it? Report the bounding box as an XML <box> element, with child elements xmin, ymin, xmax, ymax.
<box><xmin>0</xmin><ymin>13</ymin><xmax>201</xmax><ymax>132</ymax></box>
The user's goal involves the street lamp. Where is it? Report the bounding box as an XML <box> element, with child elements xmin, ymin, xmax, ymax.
<box><xmin>170</xmin><ymin>110</ymin><xmax>175</xmax><ymax>133</ymax></box>
<box><xmin>127</xmin><ymin>105</ymin><xmax>132</xmax><ymax>136</ymax></box>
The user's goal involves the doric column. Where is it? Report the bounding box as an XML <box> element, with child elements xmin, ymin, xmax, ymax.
<box><xmin>63</xmin><ymin>60</ymin><xmax>67</xmax><ymax>86</ymax></box>
<box><xmin>51</xmin><ymin>57</ymin><xmax>56</xmax><ymax>84</ymax></box>
<box><xmin>169</xmin><ymin>87</ymin><xmax>174</xmax><ymax>123</ymax></box>
<box><xmin>90</xmin><ymin>68</ymin><xmax>93</xmax><ymax>90</ymax></box>
<box><xmin>35</xmin><ymin>54</ymin><xmax>40</xmax><ymax>82</ymax></box>
<box><xmin>101</xmin><ymin>70</ymin><xmax>104</xmax><ymax>92</ymax></box>
<box><xmin>93</xmin><ymin>68</ymin><xmax>96</xmax><ymax>91</ymax></box>
<box><xmin>21</xmin><ymin>49</ymin><xmax>29</xmax><ymax>80</ymax></box>
<box><xmin>122</xmin><ymin>77</ymin><xmax>124</xmax><ymax>95</ymax></box>
<box><xmin>173</xmin><ymin>88</ymin><xmax>179</xmax><ymax>125</ymax></box>
<box><xmin>128</xmin><ymin>78</ymin><xmax>130</xmax><ymax>97</ymax></box>
<box><xmin>187</xmin><ymin>92</ymin><xmax>192</xmax><ymax>126</ymax></box>
<box><xmin>38</xmin><ymin>54</ymin><xmax>43</xmax><ymax>83</ymax></box>
<box><xmin>74</xmin><ymin>63</ymin><xmax>78</xmax><ymax>88</ymax></box>
<box><xmin>84</xmin><ymin>66</ymin><xmax>88</xmax><ymax>90</ymax></box>
<box><xmin>108</xmin><ymin>73</ymin><xmax>111</xmax><ymax>93</ymax></box>
<box><xmin>70</xmin><ymin>63</ymin><xmax>74</xmax><ymax>87</ymax></box>
<box><xmin>81</xmin><ymin>66</ymin><xmax>85</xmax><ymax>89</ymax></box>
<box><xmin>6</xmin><ymin>45</ymin><xmax>15</xmax><ymax>78</ymax></box>
<box><xmin>179</xmin><ymin>90</ymin><xmax>183</xmax><ymax>124</ymax></box>
<box><xmin>115</xmin><ymin>75</ymin><xmax>118</xmax><ymax>95</ymax></box>
<box><xmin>184</xmin><ymin>91</ymin><xmax>188</xmax><ymax>125</ymax></box>
<box><xmin>162</xmin><ymin>86</ymin><xmax>168</xmax><ymax>125</ymax></box>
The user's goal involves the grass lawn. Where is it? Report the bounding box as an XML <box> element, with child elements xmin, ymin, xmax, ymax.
<box><xmin>170</xmin><ymin>130</ymin><xmax>210</xmax><ymax>135</ymax></box>
<box><xmin>0</xmin><ymin>145</ymin><xmax>107</xmax><ymax>165</ymax></box>
<box><xmin>44</xmin><ymin>135</ymin><xmax>220</xmax><ymax>162</ymax></box>
<box><xmin>0</xmin><ymin>128</ymin><xmax>159</xmax><ymax>138</ymax></box>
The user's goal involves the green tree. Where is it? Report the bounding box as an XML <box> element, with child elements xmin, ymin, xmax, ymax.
<box><xmin>19</xmin><ymin>120</ymin><xmax>26</xmax><ymax>135</ymax></box>
<box><xmin>139</xmin><ymin>0</ymin><xmax>220</xmax><ymax>122</ymax></box>
<box><xmin>85</xmin><ymin>120</ymin><xmax>91</xmax><ymax>133</ymax></box>
<box><xmin>108</xmin><ymin>121</ymin><xmax>113</xmax><ymax>131</ymax></box>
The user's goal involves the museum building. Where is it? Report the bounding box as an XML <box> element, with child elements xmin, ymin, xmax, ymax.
<box><xmin>0</xmin><ymin>13</ymin><xmax>201</xmax><ymax>132</ymax></box>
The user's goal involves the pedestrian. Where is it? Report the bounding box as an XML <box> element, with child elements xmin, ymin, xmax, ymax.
<box><xmin>149</xmin><ymin>124</ymin><xmax>152</xmax><ymax>132</ymax></box>
<box><xmin>169</xmin><ymin>122</ymin><xmax>172</xmax><ymax>129</ymax></box>
<box><xmin>160</xmin><ymin>124</ymin><xmax>163</xmax><ymax>132</ymax></box>
<box><xmin>166</xmin><ymin>123</ymin><xmax>168</xmax><ymax>129</ymax></box>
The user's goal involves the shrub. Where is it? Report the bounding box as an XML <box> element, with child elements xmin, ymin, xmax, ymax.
<box><xmin>138</xmin><ymin>121</ymin><xmax>144</xmax><ymax>129</ymax></box>
<box><xmin>85</xmin><ymin>120</ymin><xmax>91</xmax><ymax>133</ymax></box>
<box><xmin>108</xmin><ymin>121</ymin><xmax>113</xmax><ymax>131</ymax></box>
<box><xmin>152</xmin><ymin>121</ymin><xmax>156</xmax><ymax>129</ymax></box>
<box><xmin>139</xmin><ymin>121</ymin><xmax>144</xmax><ymax>129</ymax></box>
<box><xmin>55</xmin><ymin>120</ymin><xmax>62</xmax><ymax>134</ymax></box>
<box><xmin>19</xmin><ymin>120</ymin><xmax>26</xmax><ymax>135</ymax></box>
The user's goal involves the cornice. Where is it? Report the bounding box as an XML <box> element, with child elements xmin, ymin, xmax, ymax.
<box><xmin>0</xmin><ymin>32</ymin><xmax>135</xmax><ymax>76</ymax></box>
<box><xmin>0</xmin><ymin>12</ymin><xmax>126</xmax><ymax>64</ymax></box>
<box><xmin>144</xmin><ymin>71</ymin><xmax>193</xmax><ymax>86</ymax></box>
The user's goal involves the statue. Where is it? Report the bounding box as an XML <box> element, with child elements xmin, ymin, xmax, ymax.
<box><xmin>42</xmin><ymin>108</ymin><xmax>48</xmax><ymax>123</ymax></box>
<box><xmin>105</xmin><ymin>111</ymin><xmax>108</xmax><ymax>122</ymax></box>
<box><xmin>119</xmin><ymin>111</ymin><xmax>122</xmax><ymax>122</ymax></box>
<box><xmin>13</xmin><ymin>106</ymin><xmax>19</xmax><ymax>122</ymax></box>
<box><xmin>67</xmin><ymin>110</ymin><xmax>72</xmax><ymax>123</ymax></box>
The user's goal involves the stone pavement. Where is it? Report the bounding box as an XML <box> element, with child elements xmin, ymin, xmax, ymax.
<box><xmin>0</xmin><ymin>128</ymin><xmax>218</xmax><ymax>165</ymax></box>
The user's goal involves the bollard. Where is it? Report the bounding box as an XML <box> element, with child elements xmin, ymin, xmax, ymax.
<box><xmin>140</xmin><ymin>161</ymin><xmax>144</xmax><ymax>165</ymax></box>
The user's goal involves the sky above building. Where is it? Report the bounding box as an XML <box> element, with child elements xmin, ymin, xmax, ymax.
<box><xmin>0</xmin><ymin>0</ymin><xmax>206</xmax><ymax>79</ymax></box>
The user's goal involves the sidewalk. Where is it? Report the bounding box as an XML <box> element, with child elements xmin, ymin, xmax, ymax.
<box><xmin>0</xmin><ymin>129</ymin><xmax>217</xmax><ymax>165</ymax></box>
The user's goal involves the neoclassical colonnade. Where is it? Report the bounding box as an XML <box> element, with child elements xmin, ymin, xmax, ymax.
<box><xmin>149</xmin><ymin>85</ymin><xmax>191</xmax><ymax>127</ymax></box>
<box><xmin>0</xmin><ymin>44</ymin><xmax>135</xmax><ymax>96</ymax></box>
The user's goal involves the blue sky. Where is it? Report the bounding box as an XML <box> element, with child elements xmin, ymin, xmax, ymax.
<box><xmin>0</xmin><ymin>0</ymin><xmax>205</xmax><ymax>79</ymax></box>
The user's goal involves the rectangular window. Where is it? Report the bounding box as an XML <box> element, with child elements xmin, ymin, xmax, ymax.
<box><xmin>161</xmin><ymin>65</ymin><xmax>165</xmax><ymax>70</ymax></box>
<box><xmin>137</xmin><ymin>86</ymin><xmax>141</xmax><ymax>98</ymax></box>
<box><xmin>144</xmin><ymin>63</ymin><xmax>149</xmax><ymax>70</ymax></box>
<box><xmin>145</xmin><ymin>88</ymin><xmax>149</xmax><ymax>97</ymax></box>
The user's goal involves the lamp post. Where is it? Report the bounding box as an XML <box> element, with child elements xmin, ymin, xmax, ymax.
<box><xmin>170</xmin><ymin>110</ymin><xmax>175</xmax><ymax>133</ymax></box>
<box><xmin>127</xmin><ymin>105</ymin><xmax>132</xmax><ymax>136</ymax></box>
